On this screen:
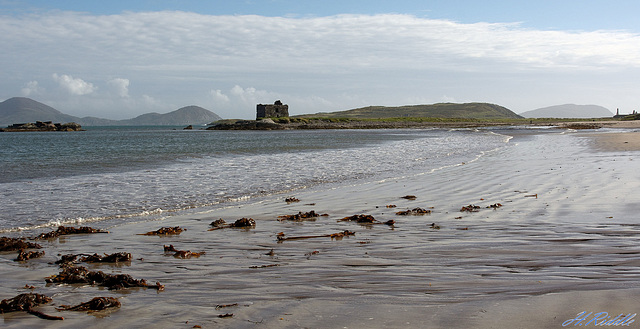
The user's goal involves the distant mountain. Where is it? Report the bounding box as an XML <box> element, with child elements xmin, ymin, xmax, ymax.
<box><xmin>119</xmin><ymin>106</ymin><xmax>222</xmax><ymax>126</ymax></box>
<box><xmin>0</xmin><ymin>97</ymin><xmax>78</xmax><ymax>124</ymax></box>
<box><xmin>0</xmin><ymin>97</ymin><xmax>222</xmax><ymax>126</ymax></box>
<box><xmin>298</xmin><ymin>102</ymin><xmax>523</xmax><ymax>119</ymax></box>
<box><xmin>520</xmin><ymin>104</ymin><xmax>613</xmax><ymax>118</ymax></box>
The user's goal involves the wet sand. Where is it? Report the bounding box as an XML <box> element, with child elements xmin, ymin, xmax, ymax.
<box><xmin>589</xmin><ymin>132</ymin><xmax>640</xmax><ymax>152</ymax></box>
<box><xmin>2</xmin><ymin>125</ymin><xmax>640</xmax><ymax>328</ymax></box>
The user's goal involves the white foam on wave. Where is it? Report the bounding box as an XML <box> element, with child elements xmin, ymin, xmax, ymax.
<box><xmin>1</xmin><ymin>129</ymin><xmax>509</xmax><ymax>232</ymax></box>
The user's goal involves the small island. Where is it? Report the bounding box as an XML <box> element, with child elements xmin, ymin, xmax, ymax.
<box><xmin>0</xmin><ymin>121</ymin><xmax>84</xmax><ymax>132</ymax></box>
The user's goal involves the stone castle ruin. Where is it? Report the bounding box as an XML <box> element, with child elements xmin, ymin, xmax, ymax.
<box><xmin>256</xmin><ymin>100</ymin><xmax>289</xmax><ymax>119</ymax></box>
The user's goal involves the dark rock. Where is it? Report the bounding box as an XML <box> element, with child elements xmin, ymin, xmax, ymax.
<box><xmin>1</xmin><ymin>121</ymin><xmax>83</xmax><ymax>132</ymax></box>
<box><xmin>207</xmin><ymin>119</ymin><xmax>285</xmax><ymax>130</ymax></box>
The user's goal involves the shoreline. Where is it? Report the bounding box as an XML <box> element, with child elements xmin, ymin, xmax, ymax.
<box><xmin>207</xmin><ymin>117</ymin><xmax>640</xmax><ymax>130</ymax></box>
<box><xmin>2</xmin><ymin>126</ymin><xmax>640</xmax><ymax>328</ymax></box>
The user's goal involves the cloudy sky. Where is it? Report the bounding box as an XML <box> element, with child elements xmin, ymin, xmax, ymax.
<box><xmin>2</xmin><ymin>0</ymin><xmax>640</xmax><ymax>119</ymax></box>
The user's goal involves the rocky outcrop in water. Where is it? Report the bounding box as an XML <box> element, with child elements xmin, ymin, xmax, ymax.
<box><xmin>207</xmin><ymin>119</ymin><xmax>285</xmax><ymax>130</ymax></box>
<box><xmin>1</xmin><ymin>121</ymin><xmax>83</xmax><ymax>132</ymax></box>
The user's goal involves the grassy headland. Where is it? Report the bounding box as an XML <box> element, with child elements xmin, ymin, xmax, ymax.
<box><xmin>295</xmin><ymin>102</ymin><xmax>522</xmax><ymax>120</ymax></box>
<box><xmin>209</xmin><ymin>102</ymin><xmax>622</xmax><ymax>130</ymax></box>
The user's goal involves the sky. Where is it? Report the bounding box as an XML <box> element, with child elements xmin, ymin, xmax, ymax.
<box><xmin>2</xmin><ymin>0</ymin><xmax>640</xmax><ymax>119</ymax></box>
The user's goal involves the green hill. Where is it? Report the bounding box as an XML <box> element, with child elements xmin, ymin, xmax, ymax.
<box><xmin>298</xmin><ymin>102</ymin><xmax>522</xmax><ymax>120</ymax></box>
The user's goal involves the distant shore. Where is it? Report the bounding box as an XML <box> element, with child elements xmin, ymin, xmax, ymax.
<box><xmin>207</xmin><ymin>117</ymin><xmax>638</xmax><ymax>130</ymax></box>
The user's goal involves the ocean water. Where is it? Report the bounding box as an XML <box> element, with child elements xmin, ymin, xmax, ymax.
<box><xmin>0</xmin><ymin>126</ymin><xmax>509</xmax><ymax>232</ymax></box>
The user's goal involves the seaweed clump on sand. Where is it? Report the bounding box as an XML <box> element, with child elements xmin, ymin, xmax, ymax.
<box><xmin>277</xmin><ymin>210</ymin><xmax>328</xmax><ymax>222</ymax></box>
<box><xmin>55</xmin><ymin>252</ymin><xmax>132</xmax><ymax>266</ymax></box>
<box><xmin>45</xmin><ymin>266</ymin><xmax>164</xmax><ymax>291</ymax></box>
<box><xmin>57</xmin><ymin>297</ymin><xmax>121</xmax><ymax>312</ymax></box>
<box><xmin>163</xmin><ymin>245</ymin><xmax>206</xmax><ymax>259</ymax></box>
<box><xmin>460</xmin><ymin>205</ymin><xmax>481</xmax><ymax>212</ymax></box>
<box><xmin>276</xmin><ymin>230</ymin><xmax>355</xmax><ymax>242</ymax></box>
<box><xmin>80</xmin><ymin>252</ymin><xmax>132</xmax><ymax>263</ymax></box>
<box><xmin>339</xmin><ymin>214</ymin><xmax>395</xmax><ymax>226</ymax></box>
<box><xmin>0</xmin><ymin>293</ymin><xmax>63</xmax><ymax>320</ymax></box>
<box><xmin>395</xmin><ymin>207</ymin><xmax>432</xmax><ymax>215</ymax></box>
<box><xmin>138</xmin><ymin>226</ymin><xmax>185</xmax><ymax>236</ymax></box>
<box><xmin>34</xmin><ymin>226</ymin><xmax>108</xmax><ymax>240</ymax></box>
<box><xmin>0</xmin><ymin>237</ymin><xmax>42</xmax><ymax>251</ymax></box>
<box><xmin>15</xmin><ymin>249</ymin><xmax>45</xmax><ymax>262</ymax></box>
<box><xmin>208</xmin><ymin>218</ymin><xmax>256</xmax><ymax>231</ymax></box>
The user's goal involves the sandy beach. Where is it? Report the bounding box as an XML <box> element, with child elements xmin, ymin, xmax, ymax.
<box><xmin>589</xmin><ymin>131</ymin><xmax>640</xmax><ymax>152</ymax></box>
<box><xmin>2</xmin><ymin>123</ymin><xmax>640</xmax><ymax>328</ymax></box>
<box><xmin>575</xmin><ymin>120</ymin><xmax>640</xmax><ymax>152</ymax></box>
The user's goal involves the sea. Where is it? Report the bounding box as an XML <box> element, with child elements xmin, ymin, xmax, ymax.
<box><xmin>0</xmin><ymin>126</ymin><xmax>510</xmax><ymax>233</ymax></box>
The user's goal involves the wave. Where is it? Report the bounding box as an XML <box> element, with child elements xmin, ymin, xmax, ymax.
<box><xmin>0</xmin><ymin>129</ymin><xmax>509</xmax><ymax>233</ymax></box>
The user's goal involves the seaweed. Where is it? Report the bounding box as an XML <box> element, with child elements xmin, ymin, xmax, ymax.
<box><xmin>277</xmin><ymin>210</ymin><xmax>328</xmax><ymax>221</ymax></box>
<box><xmin>163</xmin><ymin>245</ymin><xmax>205</xmax><ymax>259</ymax></box>
<box><xmin>0</xmin><ymin>293</ymin><xmax>63</xmax><ymax>320</ymax></box>
<box><xmin>276</xmin><ymin>230</ymin><xmax>355</xmax><ymax>242</ymax></box>
<box><xmin>208</xmin><ymin>218</ymin><xmax>255</xmax><ymax>231</ymax></box>
<box><xmin>249</xmin><ymin>264</ymin><xmax>280</xmax><ymax>269</ymax></box>
<box><xmin>14</xmin><ymin>249</ymin><xmax>45</xmax><ymax>262</ymax></box>
<box><xmin>487</xmin><ymin>203</ymin><xmax>503</xmax><ymax>209</ymax></box>
<box><xmin>45</xmin><ymin>266</ymin><xmax>164</xmax><ymax>291</ymax></box>
<box><xmin>34</xmin><ymin>226</ymin><xmax>108</xmax><ymax>240</ymax></box>
<box><xmin>56</xmin><ymin>297</ymin><xmax>120</xmax><ymax>312</ymax></box>
<box><xmin>0</xmin><ymin>237</ymin><xmax>42</xmax><ymax>252</ymax></box>
<box><xmin>339</xmin><ymin>214</ymin><xmax>376</xmax><ymax>223</ymax></box>
<box><xmin>339</xmin><ymin>214</ymin><xmax>395</xmax><ymax>226</ymax></box>
<box><xmin>215</xmin><ymin>303</ymin><xmax>238</xmax><ymax>310</ymax></box>
<box><xmin>81</xmin><ymin>252</ymin><xmax>132</xmax><ymax>263</ymax></box>
<box><xmin>55</xmin><ymin>252</ymin><xmax>132</xmax><ymax>266</ymax></box>
<box><xmin>460</xmin><ymin>205</ymin><xmax>481</xmax><ymax>212</ymax></box>
<box><xmin>395</xmin><ymin>207</ymin><xmax>432</xmax><ymax>215</ymax></box>
<box><xmin>209</xmin><ymin>219</ymin><xmax>227</xmax><ymax>228</ymax></box>
<box><xmin>138</xmin><ymin>226</ymin><xmax>185</xmax><ymax>236</ymax></box>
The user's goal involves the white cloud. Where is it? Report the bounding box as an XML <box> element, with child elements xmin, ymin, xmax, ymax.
<box><xmin>210</xmin><ymin>89</ymin><xmax>229</xmax><ymax>103</ymax></box>
<box><xmin>229</xmin><ymin>85</ymin><xmax>281</xmax><ymax>105</ymax></box>
<box><xmin>20</xmin><ymin>81</ymin><xmax>41</xmax><ymax>96</ymax></box>
<box><xmin>140</xmin><ymin>94</ymin><xmax>163</xmax><ymax>109</ymax></box>
<box><xmin>8</xmin><ymin>12</ymin><xmax>639</xmax><ymax>74</ymax></box>
<box><xmin>52</xmin><ymin>73</ymin><xmax>96</xmax><ymax>95</ymax></box>
<box><xmin>107</xmin><ymin>78</ymin><xmax>130</xmax><ymax>98</ymax></box>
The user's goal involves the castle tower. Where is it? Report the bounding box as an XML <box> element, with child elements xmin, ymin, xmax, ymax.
<box><xmin>256</xmin><ymin>100</ymin><xmax>289</xmax><ymax>119</ymax></box>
